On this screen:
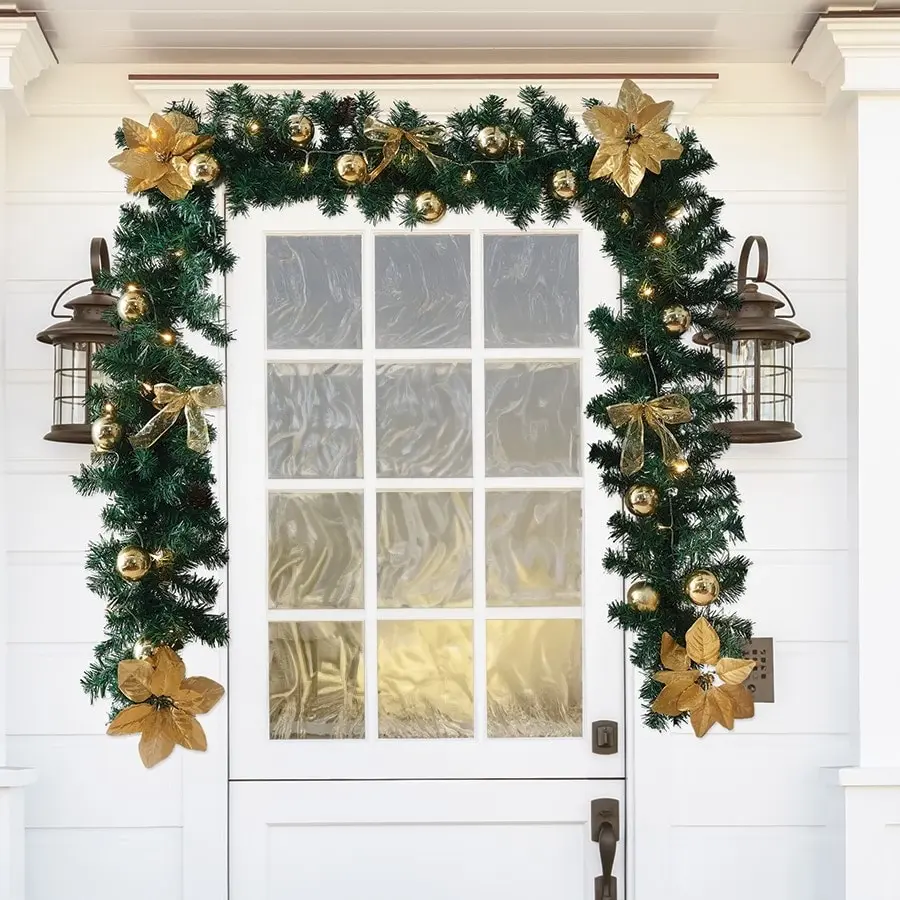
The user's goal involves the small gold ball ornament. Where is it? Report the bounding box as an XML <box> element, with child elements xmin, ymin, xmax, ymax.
<box><xmin>551</xmin><ymin>169</ymin><xmax>579</xmax><ymax>200</ymax></box>
<box><xmin>133</xmin><ymin>639</ymin><xmax>154</xmax><ymax>659</ymax></box>
<box><xmin>116</xmin><ymin>546</ymin><xmax>151</xmax><ymax>582</ymax></box>
<box><xmin>151</xmin><ymin>548</ymin><xmax>175</xmax><ymax>569</ymax></box>
<box><xmin>117</xmin><ymin>287</ymin><xmax>148</xmax><ymax>323</ymax></box>
<box><xmin>668</xmin><ymin>458</ymin><xmax>691</xmax><ymax>478</ymax></box>
<box><xmin>685</xmin><ymin>570</ymin><xmax>721</xmax><ymax>607</ymax></box>
<box><xmin>286</xmin><ymin>113</ymin><xmax>315</xmax><ymax>146</ymax></box>
<box><xmin>335</xmin><ymin>152</ymin><xmax>368</xmax><ymax>185</ymax></box>
<box><xmin>625</xmin><ymin>484</ymin><xmax>660</xmax><ymax>517</ymax></box>
<box><xmin>461</xmin><ymin>168</ymin><xmax>477</xmax><ymax>185</ymax></box>
<box><xmin>510</xmin><ymin>133</ymin><xmax>526</xmax><ymax>157</ymax></box>
<box><xmin>662</xmin><ymin>305</ymin><xmax>692</xmax><ymax>335</ymax></box>
<box><xmin>188</xmin><ymin>153</ymin><xmax>220</xmax><ymax>185</ymax></box>
<box><xmin>414</xmin><ymin>191</ymin><xmax>446</xmax><ymax>223</ymax></box>
<box><xmin>475</xmin><ymin>125</ymin><xmax>509</xmax><ymax>158</ymax></box>
<box><xmin>91</xmin><ymin>415</ymin><xmax>123</xmax><ymax>453</ymax></box>
<box><xmin>627</xmin><ymin>581</ymin><xmax>660</xmax><ymax>613</ymax></box>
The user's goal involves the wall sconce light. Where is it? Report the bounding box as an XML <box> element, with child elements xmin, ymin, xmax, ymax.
<box><xmin>694</xmin><ymin>235</ymin><xmax>811</xmax><ymax>443</ymax></box>
<box><xmin>35</xmin><ymin>237</ymin><xmax>118</xmax><ymax>443</ymax></box>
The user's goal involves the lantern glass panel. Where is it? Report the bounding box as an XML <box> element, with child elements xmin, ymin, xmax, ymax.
<box><xmin>52</xmin><ymin>340</ymin><xmax>104</xmax><ymax>428</ymax></box>
<box><xmin>758</xmin><ymin>339</ymin><xmax>792</xmax><ymax>423</ymax></box>
<box><xmin>722</xmin><ymin>339</ymin><xmax>757</xmax><ymax>421</ymax></box>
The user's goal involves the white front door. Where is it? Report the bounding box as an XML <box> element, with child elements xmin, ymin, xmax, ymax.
<box><xmin>226</xmin><ymin>203</ymin><xmax>626</xmax><ymax>898</ymax></box>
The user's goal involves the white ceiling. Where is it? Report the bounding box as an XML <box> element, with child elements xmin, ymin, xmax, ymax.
<box><xmin>13</xmin><ymin>0</ymin><xmax>900</xmax><ymax>66</ymax></box>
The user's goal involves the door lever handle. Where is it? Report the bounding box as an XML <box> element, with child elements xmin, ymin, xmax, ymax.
<box><xmin>591</xmin><ymin>798</ymin><xmax>619</xmax><ymax>900</ymax></box>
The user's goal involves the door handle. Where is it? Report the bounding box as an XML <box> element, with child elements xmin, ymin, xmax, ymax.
<box><xmin>591</xmin><ymin>798</ymin><xmax>619</xmax><ymax>900</ymax></box>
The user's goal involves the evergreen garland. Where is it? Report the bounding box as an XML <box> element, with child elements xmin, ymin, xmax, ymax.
<box><xmin>78</xmin><ymin>82</ymin><xmax>751</xmax><ymax>730</ymax></box>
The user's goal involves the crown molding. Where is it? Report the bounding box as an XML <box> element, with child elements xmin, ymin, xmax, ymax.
<box><xmin>0</xmin><ymin>13</ymin><xmax>55</xmax><ymax>115</ymax></box>
<box><xmin>794</xmin><ymin>15</ymin><xmax>900</xmax><ymax>106</ymax></box>
<box><xmin>130</xmin><ymin>75</ymin><xmax>717</xmax><ymax>120</ymax></box>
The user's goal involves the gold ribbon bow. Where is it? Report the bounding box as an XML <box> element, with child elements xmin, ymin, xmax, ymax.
<box><xmin>606</xmin><ymin>394</ymin><xmax>692</xmax><ymax>476</ymax></box>
<box><xmin>130</xmin><ymin>383</ymin><xmax>224</xmax><ymax>453</ymax></box>
<box><xmin>363</xmin><ymin>116</ymin><xmax>447</xmax><ymax>181</ymax></box>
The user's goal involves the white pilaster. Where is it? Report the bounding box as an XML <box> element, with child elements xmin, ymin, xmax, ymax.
<box><xmin>796</xmin><ymin>14</ymin><xmax>900</xmax><ymax>900</ymax></box>
<box><xmin>0</xmin><ymin>10</ymin><xmax>50</xmax><ymax>898</ymax></box>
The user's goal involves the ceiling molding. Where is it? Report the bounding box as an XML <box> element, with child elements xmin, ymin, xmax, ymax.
<box><xmin>794</xmin><ymin>15</ymin><xmax>900</xmax><ymax>106</ymax></box>
<box><xmin>0</xmin><ymin>13</ymin><xmax>55</xmax><ymax>115</ymax></box>
<box><xmin>130</xmin><ymin>75</ymin><xmax>718</xmax><ymax>119</ymax></box>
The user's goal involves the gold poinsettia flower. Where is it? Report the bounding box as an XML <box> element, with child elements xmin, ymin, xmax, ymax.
<box><xmin>652</xmin><ymin>618</ymin><xmax>755</xmax><ymax>737</ymax></box>
<box><xmin>108</xmin><ymin>111</ymin><xmax>213</xmax><ymax>201</ymax></box>
<box><xmin>107</xmin><ymin>645</ymin><xmax>224</xmax><ymax>768</ymax></box>
<box><xmin>582</xmin><ymin>79</ymin><xmax>684</xmax><ymax>198</ymax></box>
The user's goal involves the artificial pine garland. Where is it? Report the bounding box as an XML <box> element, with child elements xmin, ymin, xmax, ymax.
<box><xmin>77</xmin><ymin>80</ymin><xmax>752</xmax><ymax>764</ymax></box>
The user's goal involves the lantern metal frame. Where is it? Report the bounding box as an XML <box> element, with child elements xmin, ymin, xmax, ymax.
<box><xmin>35</xmin><ymin>237</ymin><xmax>119</xmax><ymax>443</ymax></box>
<box><xmin>694</xmin><ymin>235</ymin><xmax>811</xmax><ymax>444</ymax></box>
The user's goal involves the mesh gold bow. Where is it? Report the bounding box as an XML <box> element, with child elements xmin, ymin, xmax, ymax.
<box><xmin>606</xmin><ymin>394</ymin><xmax>692</xmax><ymax>476</ymax></box>
<box><xmin>130</xmin><ymin>383</ymin><xmax>224</xmax><ymax>453</ymax></box>
<box><xmin>363</xmin><ymin>116</ymin><xmax>447</xmax><ymax>181</ymax></box>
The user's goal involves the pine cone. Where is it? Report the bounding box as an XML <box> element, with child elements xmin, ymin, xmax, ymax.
<box><xmin>336</xmin><ymin>96</ymin><xmax>358</xmax><ymax>127</ymax></box>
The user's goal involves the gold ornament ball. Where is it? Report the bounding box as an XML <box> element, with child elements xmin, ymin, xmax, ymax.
<box><xmin>510</xmin><ymin>133</ymin><xmax>526</xmax><ymax>157</ymax></box>
<box><xmin>551</xmin><ymin>169</ymin><xmax>579</xmax><ymax>200</ymax></box>
<box><xmin>685</xmin><ymin>570</ymin><xmax>721</xmax><ymax>607</ymax></box>
<box><xmin>627</xmin><ymin>581</ymin><xmax>661</xmax><ymax>613</ymax></box>
<box><xmin>415</xmin><ymin>190</ymin><xmax>446</xmax><ymax>223</ymax></box>
<box><xmin>188</xmin><ymin>153</ymin><xmax>220</xmax><ymax>185</ymax></box>
<box><xmin>662</xmin><ymin>305</ymin><xmax>692</xmax><ymax>336</ymax></box>
<box><xmin>91</xmin><ymin>415</ymin><xmax>123</xmax><ymax>453</ymax></box>
<box><xmin>116</xmin><ymin>546</ymin><xmax>151</xmax><ymax>582</ymax></box>
<box><xmin>132</xmin><ymin>639</ymin><xmax>154</xmax><ymax>659</ymax></box>
<box><xmin>668</xmin><ymin>458</ymin><xmax>691</xmax><ymax>478</ymax></box>
<box><xmin>335</xmin><ymin>152</ymin><xmax>369</xmax><ymax>185</ymax></box>
<box><xmin>625</xmin><ymin>484</ymin><xmax>660</xmax><ymax>517</ymax></box>
<box><xmin>151</xmin><ymin>548</ymin><xmax>175</xmax><ymax>569</ymax></box>
<box><xmin>286</xmin><ymin>113</ymin><xmax>315</xmax><ymax>146</ymax></box>
<box><xmin>475</xmin><ymin>125</ymin><xmax>509</xmax><ymax>158</ymax></box>
<box><xmin>461</xmin><ymin>168</ymin><xmax>477</xmax><ymax>185</ymax></box>
<box><xmin>117</xmin><ymin>287</ymin><xmax>148</xmax><ymax>323</ymax></box>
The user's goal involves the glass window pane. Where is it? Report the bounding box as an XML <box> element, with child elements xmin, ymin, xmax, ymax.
<box><xmin>485</xmin><ymin>362</ymin><xmax>581</xmax><ymax>476</ymax></box>
<box><xmin>378</xmin><ymin>620</ymin><xmax>474</xmax><ymax>739</ymax></box>
<box><xmin>268</xmin><ymin>492</ymin><xmax>363</xmax><ymax>609</ymax></box>
<box><xmin>267</xmin><ymin>363</ymin><xmax>363</xmax><ymax>479</ymax></box>
<box><xmin>376</xmin><ymin>363</ymin><xmax>472</xmax><ymax>477</ymax></box>
<box><xmin>487</xmin><ymin>619</ymin><xmax>582</xmax><ymax>738</ymax></box>
<box><xmin>269</xmin><ymin>621</ymin><xmax>364</xmax><ymax>739</ymax></box>
<box><xmin>484</xmin><ymin>235</ymin><xmax>579</xmax><ymax>348</ymax></box>
<box><xmin>266</xmin><ymin>235</ymin><xmax>362</xmax><ymax>350</ymax></box>
<box><xmin>377</xmin><ymin>492</ymin><xmax>473</xmax><ymax>608</ymax></box>
<box><xmin>375</xmin><ymin>235</ymin><xmax>471</xmax><ymax>348</ymax></box>
<box><xmin>486</xmin><ymin>491</ymin><xmax>581</xmax><ymax>607</ymax></box>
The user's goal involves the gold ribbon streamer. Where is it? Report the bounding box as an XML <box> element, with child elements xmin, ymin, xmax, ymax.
<box><xmin>130</xmin><ymin>383</ymin><xmax>225</xmax><ymax>453</ymax></box>
<box><xmin>606</xmin><ymin>394</ymin><xmax>692</xmax><ymax>476</ymax></box>
<box><xmin>363</xmin><ymin>116</ymin><xmax>447</xmax><ymax>182</ymax></box>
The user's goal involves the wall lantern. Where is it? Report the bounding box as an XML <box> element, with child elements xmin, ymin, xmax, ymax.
<box><xmin>694</xmin><ymin>235</ymin><xmax>811</xmax><ymax>443</ymax></box>
<box><xmin>35</xmin><ymin>237</ymin><xmax>118</xmax><ymax>443</ymax></box>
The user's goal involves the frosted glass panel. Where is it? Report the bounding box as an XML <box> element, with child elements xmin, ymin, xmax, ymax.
<box><xmin>378</xmin><ymin>620</ymin><xmax>474</xmax><ymax>739</ymax></box>
<box><xmin>266</xmin><ymin>235</ymin><xmax>362</xmax><ymax>349</ymax></box>
<box><xmin>484</xmin><ymin>235</ymin><xmax>580</xmax><ymax>348</ymax></box>
<box><xmin>376</xmin><ymin>363</ymin><xmax>472</xmax><ymax>477</ymax></box>
<box><xmin>485</xmin><ymin>362</ymin><xmax>581</xmax><ymax>476</ymax></box>
<box><xmin>267</xmin><ymin>363</ymin><xmax>363</xmax><ymax>479</ymax></box>
<box><xmin>375</xmin><ymin>235</ymin><xmax>471</xmax><ymax>348</ymax></box>
<box><xmin>268</xmin><ymin>492</ymin><xmax>363</xmax><ymax>609</ymax></box>
<box><xmin>486</xmin><ymin>491</ymin><xmax>581</xmax><ymax>607</ymax></box>
<box><xmin>269</xmin><ymin>621</ymin><xmax>364</xmax><ymax>739</ymax></box>
<box><xmin>377</xmin><ymin>492</ymin><xmax>473</xmax><ymax>608</ymax></box>
<box><xmin>487</xmin><ymin>619</ymin><xmax>582</xmax><ymax>738</ymax></box>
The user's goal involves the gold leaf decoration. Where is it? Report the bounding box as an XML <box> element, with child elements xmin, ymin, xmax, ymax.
<box><xmin>685</xmin><ymin>617</ymin><xmax>720</xmax><ymax>666</ymax></box>
<box><xmin>107</xmin><ymin>646</ymin><xmax>224</xmax><ymax>768</ymax></box>
<box><xmin>582</xmin><ymin>79</ymin><xmax>684</xmax><ymax>197</ymax></box>
<box><xmin>660</xmin><ymin>632</ymin><xmax>689</xmax><ymax>672</ymax></box>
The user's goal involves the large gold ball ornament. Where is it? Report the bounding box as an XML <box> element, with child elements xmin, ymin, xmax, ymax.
<box><xmin>662</xmin><ymin>305</ymin><xmax>692</xmax><ymax>336</ymax></box>
<box><xmin>551</xmin><ymin>169</ymin><xmax>579</xmax><ymax>200</ymax></box>
<box><xmin>685</xmin><ymin>570</ymin><xmax>721</xmax><ymax>607</ymax></box>
<box><xmin>627</xmin><ymin>581</ymin><xmax>660</xmax><ymax>613</ymax></box>
<box><xmin>91</xmin><ymin>415</ymin><xmax>123</xmax><ymax>453</ymax></box>
<box><xmin>188</xmin><ymin>153</ymin><xmax>220</xmax><ymax>185</ymax></box>
<box><xmin>286</xmin><ymin>113</ymin><xmax>315</xmax><ymax>146</ymax></box>
<box><xmin>116</xmin><ymin>546</ymin><xmax>151</xmax><ymax>582</ymax></box>
<box><xmin>625</xmin><ymin>484</ymin><xmax>660</xmax><ymax>517</ymax></box>
<box><xmin>117</xmin><ymin>287</ymin><xmax>148</xmax><ymax>323</ymax></box>
<box><xmin>335</xmin><ymin>152</ymin><xmax>369</xmax><ymax>185</ymax></box>
<box><xmin>414</xmin><ymin>190</ymin><xmax>446</xmax><ymax>223</ymax></box>
<box><xmin>475</xmin><ymin>125</ymin><xmax>509</xmax><ymax>158</ymax></box>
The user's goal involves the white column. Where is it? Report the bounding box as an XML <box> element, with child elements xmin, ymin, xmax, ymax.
<box><xmin>0</xmin><ymin>10</ymin><xmax>53</xmax><ymax>899</ymax></box>
<box><xmin>796</xmin><ymin>14</ymin><xmax>900</xmax><ymax>900</ymax></box>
